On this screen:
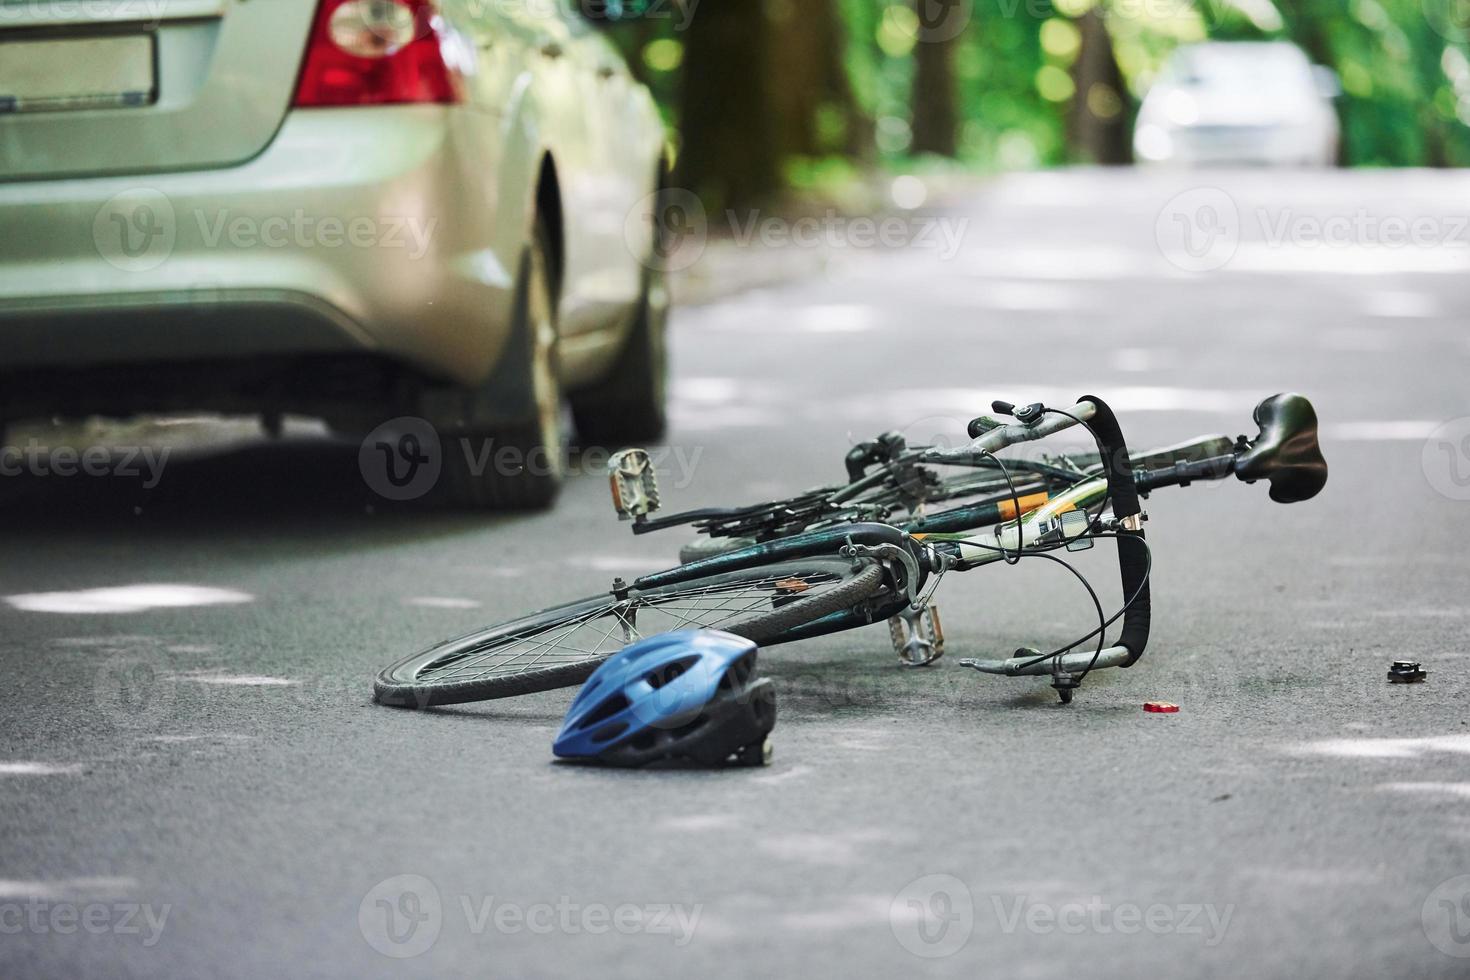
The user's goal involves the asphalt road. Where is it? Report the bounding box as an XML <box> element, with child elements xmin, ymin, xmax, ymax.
<box><xmin>3</xmin><ymin>168</ymin><xmax>1470</xmax><ymax>979</ymax></box>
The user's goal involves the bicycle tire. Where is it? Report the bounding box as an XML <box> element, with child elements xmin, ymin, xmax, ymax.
<box><xmin>374</xmin><ymin>557</ymin><xmax>885</xmax><ymax>708</ymax></box>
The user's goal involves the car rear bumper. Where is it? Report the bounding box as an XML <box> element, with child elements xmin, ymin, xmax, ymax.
<box><xmin>0</xmin><ymin>105</ymin><xmax>519</xmax><ymax>388</ymax></box>
<box><xmin>1138</xmin><ymin>123</ymin><xmax>1336</xmax><ymax>167</ymax></box>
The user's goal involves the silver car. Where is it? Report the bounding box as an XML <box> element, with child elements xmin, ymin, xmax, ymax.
<box><xmin>1134</xmin><ymin>42</ymin><xmax>1341</xmax><ymax>168</ymax></box>
<box><xmin>0</xmin><ymin>0</ymin><xmax>669</xmax><ymax>508</ymax></box>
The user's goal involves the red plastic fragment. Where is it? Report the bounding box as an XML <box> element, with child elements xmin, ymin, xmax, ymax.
<box><xmin>1143</xmin><ymin>701</ymin><xmax>1180</xmax><ymax>714</ymax></box>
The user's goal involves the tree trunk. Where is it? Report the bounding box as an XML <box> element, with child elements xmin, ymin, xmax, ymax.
<box><xmin>677</xmin><ymin>0</ymin><xmax>781</xmax><ymax>213</ymax></box>
<box><xmin>1066</xmin><ymin>9</ymin><xmax>1130</xmax><ymax>164</ymax></box>
<box><xmin>767</xmin><ymin>0</ymin><xmax>871</xmax><ymax>159</ymax></box>
<box><xmin>910</xmin><ymin>6</ymin><xmax>958</xmax><ymax>157</ymax></box>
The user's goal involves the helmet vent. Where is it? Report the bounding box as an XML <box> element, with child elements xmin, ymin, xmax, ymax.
<box><xmin>721</xmin><ymin>653</ymin><xmax>756</xmax><ymax>690</ymax></box>
<box><xmin>645</xmin><ymin>656</ymin><xmax>698</xmax><ymax>690</ymax></box>
<box><xmin>592</xmin><ymin>721</ymin><xmax>628</xmax><ymax>744</ymax></box>
<box><xmin>578</xmin><ymin>693</ymin><xmax>630</xmax><ymax>730</ymax></box>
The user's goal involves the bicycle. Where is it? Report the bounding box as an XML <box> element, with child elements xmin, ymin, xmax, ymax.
<box><xmin>374</xmin><ymin>392</ymin><xmax>1327</xmax><ymax>707</ymax></box>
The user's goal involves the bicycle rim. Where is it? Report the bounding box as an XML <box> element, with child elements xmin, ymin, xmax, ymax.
<box><xmin>374</xmin><ymin>557</ymin><xmax>884</xmax><ymax>707</ymax></box>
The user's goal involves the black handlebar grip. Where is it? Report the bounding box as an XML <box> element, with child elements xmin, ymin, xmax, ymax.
<box><xmin>1115</xmin><ymin>529</ymin><xmax>1151</xmax><ymax>667</ymax></box>
<box><xmin>1077</xmin><ymin>396</ymin><xmax>1149</xmax><ymax>666</ymax></box>
<box><xmin>1077</xmin><ymin>395</ymin><xmax>1140</xmax><ymax>519</ymax></box>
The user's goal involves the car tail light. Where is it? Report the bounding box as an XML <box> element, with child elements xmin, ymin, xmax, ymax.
<box><xmin>294</xmin><ymin>0</ymin><xmax>463</xmax><ymax>107</ymax></box>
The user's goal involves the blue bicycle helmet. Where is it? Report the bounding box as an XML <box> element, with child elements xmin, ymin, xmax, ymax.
<box><xmin>553</xmin><ymin>630</ymin><xmax>776</xmax><ymax>767</ymax></box>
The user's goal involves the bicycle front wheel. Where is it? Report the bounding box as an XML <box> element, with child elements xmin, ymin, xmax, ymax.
<box><xmin>373</xmin><ymin>557</ymin><xmax>885</xmax><ymax>708</ymax></box>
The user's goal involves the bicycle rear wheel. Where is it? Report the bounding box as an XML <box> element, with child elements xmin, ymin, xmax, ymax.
<box><xmin>374</xmin><ymin>557</ymin><xmax>885</xmax><ymax>707</ymax></box>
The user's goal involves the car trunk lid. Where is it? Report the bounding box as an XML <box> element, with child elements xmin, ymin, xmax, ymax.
<box><xmin>0</xmin><ymin>0</ymin><xmax>315</xmax><ymax>181</ymax></box>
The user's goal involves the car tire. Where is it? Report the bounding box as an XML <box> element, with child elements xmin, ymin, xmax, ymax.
<box><xmin>440</xmin><ymin>218</ymin><xmax>564</xmax><ymax>510</ymax></box>
<box><xmin>570</xmin><ymin>239</ymin><xmax>669</xmax><ymax>448</ymax></box>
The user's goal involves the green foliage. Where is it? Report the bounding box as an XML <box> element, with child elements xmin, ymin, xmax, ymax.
<box><xmin>600</xmin><ymin>0</ymin><xmax>1469</xmax><ymax>173</ymax></box>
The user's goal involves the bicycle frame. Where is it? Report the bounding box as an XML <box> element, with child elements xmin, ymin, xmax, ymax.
<box><xmin>625</xmin><ymin>474</ymin><xmax>1114</xmax><ymax>645</ymax></box>
<box><xmin>626</xmin><ymin>396</ymin><xmax>1156</xmax><ymax>701</ymax></box>
<box><xmin>376</xmin><ymin>393</ymin><xmax>1323</xmax><ymax>709</ymax></box>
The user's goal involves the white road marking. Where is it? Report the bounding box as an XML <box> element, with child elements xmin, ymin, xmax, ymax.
<box><xmin>780</xmin><ymin>894</ymin><xmax>892</xmax><ymax>931</ymax></box>
<box><xmin>165</xmin><ymin>672</ymin><xmax>298</xmax><ymax>687</ymax></box>
<box><xmin>144</xmin><ymin>734</ymin><xmax>254</xmax><ymax>743</ymax></box>
<box><xmin>0</xmin><ymin>878</ymin><xmax>136</xmax><ymax>899</ymax></box>
<box><xmin>583</xmin><ymin>555</ymin><xmax>680</xmax><ymax>573</ymax></box>
<box><xmin>1325</xmin><ymin>420</ymin><xmax>1440</xmax><ymax>441</ymax></box>
<box><xmin>405</xmin><ymin>597</ymin><xmax>483</xmax><ymax>610</ymax></box>
<box><xmin>1377</xmin><ymin>782</ymin><xmax>1470</xmax><ymax>799</ymax></box>
<box><xmin>793</xmin><ymin>304</ymin><xmax>877</xmax><ymax>333</ymax></box>
<box><xmin>1297</xmin><ymin>734</ymin><xmax>1470</xmax><ymax>759</ymax></box>
<box><xmin>7</xmin><ymin>584</ymin><xmax>253</xmax><ymax>614</ymax></box>
<box><xmin>1363</xmin><ymin>290</ymin><xmax>1441</xmax><ymax>318</ymax></box>
<box><xmin>0</xmin><ymin>762</ymin><xmax>83</xmax><ymax>776</ymax></box>
<box><xmin>658</xmin><ymin>814</ymin><xmax>742</xmax><ymax>833</ymax></box>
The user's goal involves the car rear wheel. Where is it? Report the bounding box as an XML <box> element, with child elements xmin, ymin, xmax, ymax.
<box><xmin>440</xmin><ymin>218</ymin><xmax>564</xmax><ymax>510</ymax></box>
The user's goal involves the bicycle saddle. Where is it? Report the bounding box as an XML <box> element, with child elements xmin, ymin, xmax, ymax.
<box><xmin>1234</xmin><ymin>393</ymin><xmax>1328</xmax><ymax>503</ymax></box>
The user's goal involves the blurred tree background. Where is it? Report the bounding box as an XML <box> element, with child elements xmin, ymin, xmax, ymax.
<box><xmin>604</xmin><ymin>0</ymin><xmax>1470</xmax><ymax>211</ymax></box>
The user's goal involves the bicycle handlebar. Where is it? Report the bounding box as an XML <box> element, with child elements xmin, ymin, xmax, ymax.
<box><xmin>958</xmin><ymin>396</ymin><xmax>1151</xmax><ymax>698</ymax></box>
<box><xmin>1078</xmin><ymin>395</ymin><xmax>1150</xmax><ymax>668</ymax></box>
<box><xmin>920</xmin><ymin>401</ymin><xmax>1098</xmax><ymax>462</ymax></box>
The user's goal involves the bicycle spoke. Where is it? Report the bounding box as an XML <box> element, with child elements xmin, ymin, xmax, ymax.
<box><xmin>413</xmin><ymin>569</ymin><xmax>848</xmax><ymax>684</ymax></box>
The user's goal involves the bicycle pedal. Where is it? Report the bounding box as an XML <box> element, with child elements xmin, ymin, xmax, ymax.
<box><xmin>889</xmin><ymin>604</ymin><xmax>945</xmax><ymax>667</ymax></box>
<box><xmin>608</xmin><ymin>449</ymin><xmax>661</xmax><ymax>521</ymax></box>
